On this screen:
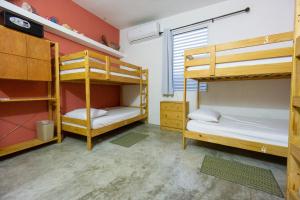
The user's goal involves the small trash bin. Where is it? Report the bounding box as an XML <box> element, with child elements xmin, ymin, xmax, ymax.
<box><xmin>36</xmin><ymin>120</ymin><xmax>54</xmax><ymax>141</ymax></box>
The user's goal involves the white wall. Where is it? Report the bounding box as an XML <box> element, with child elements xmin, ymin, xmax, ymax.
<box><xmin>120</xmin><ymin>0</ymin><xmax>294</xmax><ymax>125</ymax></box>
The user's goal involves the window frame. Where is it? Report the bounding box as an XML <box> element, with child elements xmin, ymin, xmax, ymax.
<box><xmin>172</xmin><ymin>25</ymin><xmax>209</xmax><ymax>91</ymax></box>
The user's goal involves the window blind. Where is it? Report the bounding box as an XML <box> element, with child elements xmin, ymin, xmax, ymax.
<box><xmin>172</xmin><ymin>27</ymin><xmax>208</xmax><ymax>91</ymax></box>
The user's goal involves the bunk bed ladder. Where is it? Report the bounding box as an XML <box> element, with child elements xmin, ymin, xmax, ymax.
<box><xmin>287</xmin><ymin>0</ymin><xmax>300</xmax><ymax>199</ymax></box>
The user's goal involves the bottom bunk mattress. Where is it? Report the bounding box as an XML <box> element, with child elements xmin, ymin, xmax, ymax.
<box><xmin>63</xmin><ymin>107</ymin><xmax>144</xmax><ymax>129</ymax></box>
<box><xmin>186</xmin><ymin>115</ymin><xmax>288</xmax><ymax>147</ymax></box>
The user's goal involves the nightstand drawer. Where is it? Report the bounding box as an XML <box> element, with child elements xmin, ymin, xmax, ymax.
<box><xmin>161</xmin><ymin>111</ymin><xmax>182</xmax><ymax>120</ymax></box>
<box><xmin>161</xmin><ymin>119</ymin><xmax>182</xmax><ymax>129</ymax></box>
<box><xmin>160</xmin><ymin>102</ymin><xmax>183</xmax><ymax>112</ymax></box>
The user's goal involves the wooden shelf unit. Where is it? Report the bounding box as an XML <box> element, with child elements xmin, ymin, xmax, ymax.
<box><xmin>0</xmin><ymin>97</ymin><xmax>56</xmax><ymax>103</ymax></box>
<box><xmin>0</xmin><ymin>137</ymin><xmax>58</xmax><ymax>157</ymax></box>
<box><xmin>0</xmin><ymin>27</ymin><xmax>61</xmax><ymax>157</ymax></box>
<box><xmin>287</xmin><ymin>0</ymin><xmax>300</xmax><ymax>199</ymax></box>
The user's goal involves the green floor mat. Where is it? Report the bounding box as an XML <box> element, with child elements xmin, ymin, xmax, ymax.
<box><xmin>200</xmin><ymin>155</ymin><xmax>283</xmax><ymax>197</ymax></box>
<box><xmin>110</xmin><ymin>132</ymin><xmax>148</xmax><ymax>147</ymax></box>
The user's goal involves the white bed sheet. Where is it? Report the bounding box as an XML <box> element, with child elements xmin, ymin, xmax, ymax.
<box><xmin>187</xmin><ymin>115</ymin><xmax>288</xmax><ymax>147</ymax></box>
<box><xmin>63</xmin><ymin>107</ymin><xmax>144</xmax><ymax>129</ymax></box>
<box><xmin>61</xmin><ymin>58</ymin><xmax>145</xmax><ymax>80</ymax></box>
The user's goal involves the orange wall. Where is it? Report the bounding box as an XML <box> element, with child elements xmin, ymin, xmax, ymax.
<box><xmin>0</xmin><ymin>0</ymin><xmax>120</xmax><ymax>147</ymax></box>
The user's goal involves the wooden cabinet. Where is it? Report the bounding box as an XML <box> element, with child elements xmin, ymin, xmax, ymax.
<box><xmin>0</xmin><ymin>26</ymin><xmax>51</xmax><ymax>81</ymax></box>
<box><xmin>0</xmin><ymin>53</ymin><xmax>27</xmax><ymax>80</ymax></box>
<box><xmin>160</xmin><ymin>101</ymin><xmax>189</xmax><ymax>132</ymax></box>
<box><xmin>0</xmin><ymin>25</ymin><xmax>26</xmax><ymax>56</ymax></box>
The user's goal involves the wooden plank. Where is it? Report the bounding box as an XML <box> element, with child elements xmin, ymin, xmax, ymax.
<box><xmin>60</xmin><ymin>51</ymin><xmax>86</xmax><ymax>62</ymax></box>
<box><xmin>184</xmin><ymin>131</ymin><xmax>288</xmax><ymax>157</ymax></box>
<box><xmin>54</xmin><ymin>42</ymin><xmax>62</xmax><ymax>143</ymax></box>
<box><xmin>109</xmin><ymin>75</ymin><xmax>140</xmax><ymax>84</ymax></box>
<box><xmin>216</xmin><ymin>47</ymin><xmax>293</xmax><ymax>64</ymax></box>
<box><xmin>88</xmin><ymin>50</ymin><xmax>106</xmax><ymax>61</ymax></box>
<box><xmin>289</xmin><ymin>191</ymin><xmax>300</xmax><ymax>200</ymax></box>
<box><xmin>182</xmin><ymin>78</ymin><xmax>187</xmax><ymax>149</ymax></box>
<box><xmin>105</xmin><ymin>56</ymin><xmax>110</xmax><ymax>80</ymax></box>
<box><xmin>61</xmin><ymin>116</ymin><xmax>87</xmax><ymax>126</ymax></box>
<box><xmin>0</xmin><ymin>97</ymin><xmax>55</xmax><ymax>102</ymax></box>
<box><xmin>110</xmin><ymin>57</ymin><xmax>141</xmax><ymax>70</ymax></box>
<box><xmin>184</xmin><ymin>70</ymin><xmax>211</xmax><ymax>79</ymax></box>
<box><xmin>62</xmin><ymin>124</ymin><xmax>87</xmax><ymax>136</ymax></box>
<box><xmin>60</xmin><ymin>73</ymin><xmax>86</xmax><ymax>81</ymax></box>
<box><xmin>84</xmin><ymin>54</ymin><xmax>92</xmax><ymax>150</ymax></box>
<box><xmin>90</xmin><ymin>61</ymin><xmax>106</xmax><ymax>70</ymax></box>
<box><xmin>0</xmin><ymin>137</ymin><xmax>57</xmax><ymax>157</ymax></box>
<box><xmin>110</xmin><ymin>66</ymin><xmax>140</xmax><ymax>77</ymax></box>
<box><xmin>60</xmin><ymin>61</ymin><xmax>85</xmax><ymax>71</ymax></box>
<box><xmin>91</xmin><ymin>114</ymin><xmax>147</xmax><ymax>136</ymax></box>
<box><xmin>210</xmin><ymin>46</ymin><xmax>216</xmax><ymax>76</ymax></box>
<box><xmin>294</xmin><ymin>96</ymin><xmax>300</xmax><ymax>108</ymax></box>
<box><xmin>291</xmin><ymin>140</ymin><xmax>300</xmax><ymax>162</ymax></box>
<box><xmin>185</xmin><ymin>45</ymin><xmax>212</xmax><ymax>56</ymax></box>
<box><xmin>215</xmin><ymin>62</ymin><xmax>292</xmax><ymax>77</ymax></box>
<box><xmin>185</xmin><ymin>58</ymin><xmax>210</xmax><ymax>67</ymax></box>
<box><xmin>295</xmin><ymin>36</ymin><xmax>300</xmax><ymax>58</ymax></box>
<box><xmin>288</xmin><ymin>1</ymin><xmax>300</xmax><ymax>197</ymax></box>
<box><xmin>216</xmin><ymin>32</ymin><xmax>294</xmax><ymax>51</ymax></box>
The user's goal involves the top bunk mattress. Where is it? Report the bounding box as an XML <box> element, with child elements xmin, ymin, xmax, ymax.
<box><xmin>187</xmin><ymin>115</ymin><xmax>289</xmax><ymax>147</ymax></box>
<box><xmin>63</xmin><ymin>107</ymin><xmax>144</xmax><ymax>129</ymax></box>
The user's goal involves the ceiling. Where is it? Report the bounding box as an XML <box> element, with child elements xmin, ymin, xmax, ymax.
<box><xmin>73</xmin><ymin>0</ymin><xmax>226</xmax><ymax>29</ymax></box>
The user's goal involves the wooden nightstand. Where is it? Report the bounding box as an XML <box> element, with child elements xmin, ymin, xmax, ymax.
<box><xmin>160</xmin><ymin>101</ymin><xmax>189</xmax><ymax>132</ymax></box>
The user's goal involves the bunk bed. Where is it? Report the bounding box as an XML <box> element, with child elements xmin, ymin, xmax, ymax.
<box><xmin>182</xmin><ymin>32</ymin><xmax>294</xmax><ymax>157</ymax></box>
<box><xmin>58</xmin><ymin>50</ymin><xmax>148</xmax><ymax>150</ymax></box>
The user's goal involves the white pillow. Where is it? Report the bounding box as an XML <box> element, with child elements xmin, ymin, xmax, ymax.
<box><xmin>188</xmin><ymin>108</ymin><xmax>221</xmax><ymax>122</ymax></box>
<box><xmin>65</xmin><ymin>108</ymin><xmax>107</xmax><ymax>120</ymax></box>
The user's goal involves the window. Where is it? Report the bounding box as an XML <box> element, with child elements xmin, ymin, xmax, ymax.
<box><xmin>172</xmin><ymin>27</ymin><xmax>208</xmax><ymax>91</ymax></box>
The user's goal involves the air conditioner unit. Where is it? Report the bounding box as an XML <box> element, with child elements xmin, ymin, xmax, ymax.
<box><xmin>127</xmin><ymin>22</ymin><xmax>160</xmax><ymax>44</ymax></box>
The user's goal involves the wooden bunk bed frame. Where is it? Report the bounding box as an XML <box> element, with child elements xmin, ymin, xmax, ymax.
<box><xmin>287</xmin><ymin>0</ymin><xmax>300</xmax><ymax>198</ymax></box>
<box><xmin>182</xmin><ymin>32</ymin><xmax>294</xmax><ymax>157</ymax></box>
<box><xmin>58</xmin><ymin>50</ymin><xmax>148</xmax><ymax>150</ymax></box>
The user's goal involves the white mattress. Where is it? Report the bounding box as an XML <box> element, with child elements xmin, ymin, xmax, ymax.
<box><xmin>63</xmin><ymin>107</ymin><xmax>144</xmax><ymax>129</ymax></box>
<box><xmin>187</xmin><ymin>115</ymin><xmax>288</xmax><ymax>147</ymax></box>
<box><xmin>61</xmin><ymin>58</ymin><xmax>145</xmax><ymax>80</ymax></box>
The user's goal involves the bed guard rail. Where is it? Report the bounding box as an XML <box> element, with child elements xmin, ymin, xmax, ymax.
<box><xmin>59</xmin><ymin>50</ymin><xmax>145</xmax><ymax>82</ymax></box>
<box><xmin>184</xmin><ymin>32</ymin><xmax>294</xmax><ymax>79</ymax></box>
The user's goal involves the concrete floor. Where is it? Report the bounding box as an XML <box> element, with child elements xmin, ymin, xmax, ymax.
<box><xmin>0</xmin><ymin>123</ymin><xmax>287</xmax><ymax>200</ymax></box>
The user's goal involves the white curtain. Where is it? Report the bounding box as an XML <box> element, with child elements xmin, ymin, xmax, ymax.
<box><xmin>162</xmin><ymin>29</ymin><xmax>174</xmax><ymax>96</ymax></box>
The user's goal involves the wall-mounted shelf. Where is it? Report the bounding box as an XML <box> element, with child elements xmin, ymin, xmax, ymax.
<box><xmin>0</xmin><ymin>0</ymin><xmax>124</xmax><ymax>58</ymax></box>
<box><xmin>0</xmin><ymin>97</ymin><xmax>55</xmax><ymax>103</ymax></box>
<box><xmin>0</xmin><ymin>137</ymin><xmax>58</xmax><ymax>157</ymax></box>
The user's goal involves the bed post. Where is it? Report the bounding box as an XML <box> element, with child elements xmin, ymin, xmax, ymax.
<box><xmin>139</xmin><ymin>67</ymin><xmax>143</xmax><ymax>115</ymax></box>
<box><xmin>197</xmin><ymin>80</ymin><xmax>200</xmax><ymax>109</ymax></box>
<box><xmin>145</xmin><ymin>69</ymin><xmax>149</xmax><ymax>123</ymax></box>
<box><xmin>84</xmin><ymin>50</ymin><xmax>92</xmax><ymax>150</ymax></box>
<box><xmin>54</xmin><ymin>42</ymin><xmax>62</xmax><ymax>143</ymax></box>
<box><xmin>183</xmin><ymin>50</ymin><xmax>188</xmax><ymax>149</ymax></box>
<box><xmin>183</xmin><ymin>77</ymin><xmax>187</xmax><ymax>149</ymax></box>
<box><xmin>287</xmin><ymin>0</ymin><xmax>300</xmax><ymax>198</ymax></box>
<box><xmin>105</xmin><ymin>56</ymin><xmax>110</xmax><ymax>80</ymax></box>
